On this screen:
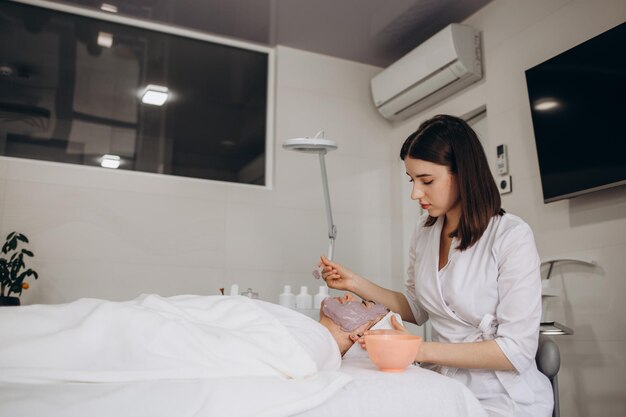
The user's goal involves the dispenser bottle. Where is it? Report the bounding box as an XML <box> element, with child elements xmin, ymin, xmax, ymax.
<box><xmin>278</xmin><ymin>285</ymin><xmax>296</xmax><ymax>309</ymax></box>
<box><xmin>313</xmin><ymin>286</ymin><xmax>329</xmax><ymax>309</ymax></box>
<box><xmin>229</xmin><ymin>284</ymin><xmax>239</xmax><ymax>296</ymax></box>
<box><xmin>295</xmin><ymin>286</ymin><xmax>313</xmax><ymax>310</ymax></box>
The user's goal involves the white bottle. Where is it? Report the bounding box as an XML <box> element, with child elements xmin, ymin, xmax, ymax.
<box><xmin>313</xmin><ymin>286</ymin><xmax>329</xmax><ymax>309</ymax></box>
<box><xmin>278</xmin><ymin>285</ymin><xmax>296</xmax><ymax>309</ymax></box>
<box><xmin>295</xmin><ymin>286</ymin><xmax>312</xmax><ymax>310</ymax></box>
<box><xmin>229</xmin><ymin>284</ymin><xmax>239</xmax><ymax>296</ymax></box>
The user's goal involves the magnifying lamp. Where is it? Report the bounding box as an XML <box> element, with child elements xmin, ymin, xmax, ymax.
<box><xmin>283</xmin><ymin>131</ymin><xmax>338</xmax><ymax>260</ymax></box>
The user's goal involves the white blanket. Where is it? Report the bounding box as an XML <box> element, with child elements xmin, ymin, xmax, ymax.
<box><xmin>0</xmin><ymin>294</ymin><xmax>352</xmax><ymax>417</ymax></box>
<box><xmin>297</xmin><ymin>358</ymin><xmax>488</xmax><ymax>417</ymax></box>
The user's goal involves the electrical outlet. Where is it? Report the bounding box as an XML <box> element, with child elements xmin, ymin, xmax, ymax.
<box><xmin>498</xmin><ymin>175</ymin><xmax>512</xmax><ymax>194</ymax></box>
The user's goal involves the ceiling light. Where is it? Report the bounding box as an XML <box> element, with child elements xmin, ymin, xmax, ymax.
<box><xmin>101</xmin><ymin>154</ymin><xmax>121</xmax><ymax>169</ymax></box>
<box><xmin>534</xmin><ymin>98</ymin><xmax>559</xmax><ymax>111</ymax></box>
<box><xmin>141</xmin><ymin>84</ymin><xmax>169</xmax><ymax>106</ymax></box>
<box><xmin>0</xmin><ymin>65</ymin><xmax>14</xmax><ymax>77</ymax></box>
<box><xmin>100</xmin><ymin>3</ymin><xmax>118</xmax><ymax>13</ymax></box>
<box><xmin>97</xmin><ymin>32</ymin><xmax>113</xmax><ymax>48</ymax></box>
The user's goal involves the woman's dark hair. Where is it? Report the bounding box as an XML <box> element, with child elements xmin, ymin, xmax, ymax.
<box><xmin>400</xmin><ymin>114</ymin><xmax>504</xmax><ymax>251</ymax></box>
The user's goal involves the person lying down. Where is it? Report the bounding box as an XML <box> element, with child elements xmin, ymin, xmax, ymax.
<box><xmin>316</xmin><ymin>292</ymin><xmax>402</xmax><ymax>357</ymax></box>
<box><xmin>0</xmin><ymin>293</ymin><xmax>400</xmax><ymax>384</ymax></box>
<box><xmin>260</xmin><ymin>292</ymin><xmax>402</xmax><ymax>363</ymax></box>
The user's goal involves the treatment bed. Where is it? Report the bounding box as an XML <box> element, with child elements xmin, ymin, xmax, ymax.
<box><xmin>0</xmin><ymin>294</ymin><xmax>486</xmax><ymax>417</ymax></box>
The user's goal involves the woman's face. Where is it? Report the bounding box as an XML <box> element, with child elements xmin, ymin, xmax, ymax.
<box><xmin>319</xmin><ymin>293</ymin><xmax>388</xmax><ymax>355</ymax></box>
<box><xmin>404</xmin><ymin>157</ymin><xmax>460</xmax><ymax>218</ymax></box>
<box><xmin>321</xmin><ymin>293</ymin><xmax>388</xmax><ymax>332</ymax></box>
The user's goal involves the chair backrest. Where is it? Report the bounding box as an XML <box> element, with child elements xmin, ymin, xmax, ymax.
<box><xmin>536</xmin><ymin>336</ymin><xmax>560</xmax><ymax>417</ymax></box>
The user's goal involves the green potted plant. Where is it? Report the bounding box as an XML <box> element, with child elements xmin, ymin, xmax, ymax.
<box><xmin>0</xmin><ymin>232</ymin><xmax>39</xmax><ymax>306</ymax></box>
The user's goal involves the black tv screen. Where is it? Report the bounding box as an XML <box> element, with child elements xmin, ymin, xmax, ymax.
<box><xmin>525</xmin><ymin>21</ymin><xmax>626</xmax><ymax>203</ymax></box>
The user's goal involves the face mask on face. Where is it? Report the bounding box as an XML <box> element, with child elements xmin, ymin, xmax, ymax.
<box><xmin>321</xmin><ymin>297</ymin><xmax>388</xmax><ymax>332</ymax></box>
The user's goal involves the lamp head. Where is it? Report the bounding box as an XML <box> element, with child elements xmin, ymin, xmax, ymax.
<box><xmin>282</xmin><ymin>137</ymin><xmax>338</xmax><ymax>154</ymax></box>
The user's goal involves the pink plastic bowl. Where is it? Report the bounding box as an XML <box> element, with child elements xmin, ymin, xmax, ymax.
<box><xmin>364</xmin><ymin>333</ymin><xmax>422</xmax><ymax>372</ymax></box>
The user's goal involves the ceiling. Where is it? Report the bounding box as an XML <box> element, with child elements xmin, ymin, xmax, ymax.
<box><xmin>51</xmin><ymin>0</ymin><xmax>491</xmax><ymax>67</ymax></box>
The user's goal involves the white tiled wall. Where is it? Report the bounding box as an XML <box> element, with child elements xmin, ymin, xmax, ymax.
<box><xmin>394</xmin><ymin>1</ymin><xmax>626</xmax><ymax>416</ymax></box>
<box><xmin>0</xmin><ymin>46</ymin><xmax>399</xmax><ymax>308</ymax></box>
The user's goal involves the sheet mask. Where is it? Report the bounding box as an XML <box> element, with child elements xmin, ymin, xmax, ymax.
<box><xmin>321</xmin><ymin>297</ymin><xmax>388</xmax><ymax>332</ymax></box>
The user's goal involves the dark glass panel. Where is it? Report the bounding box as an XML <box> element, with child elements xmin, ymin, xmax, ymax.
<box><xmin>0</xmin><ymin>1</ymin><xmax>268</xmax><ymax>185</ymax></box>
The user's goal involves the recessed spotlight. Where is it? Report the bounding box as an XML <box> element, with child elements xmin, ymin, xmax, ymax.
<box><xmin>0</xmin><ymin>65</ymin><xmax>14</xmax><ymax>77</ymax></box>
<box><xmin>141</xmin><ymin>84</ymin><xmax>169</xmax><ymax>106</ymax></box>
<box><xmin>534</xmin><ymin>98</ymin><xmax>559</xmax><ymax>111</ymax></box>
<box><xmin>101</xmin><ymin>154</ymin><xmax>121</xmax><ymax>169</ymax></box>
<box><xmin>100</xmin><ymin>3</ymin><xmax>118</xmax><ymax>13</ymax></box>
<box><xmin>97</xmin><ymin>32</ymin><xmax>113</xmax><ymax>48</ymax></box>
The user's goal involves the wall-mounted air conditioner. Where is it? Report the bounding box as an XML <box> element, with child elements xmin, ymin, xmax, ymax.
<box><xmin>371</xmin><ymin>23</ymin><xmax>482</xmax><ymax>121</ymax></box>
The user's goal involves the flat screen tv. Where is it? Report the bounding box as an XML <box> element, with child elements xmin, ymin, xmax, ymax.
<box><xmin>525</xmin><ymin>21</ymin><xmax>626</xmax><ymax>203</ymax></box>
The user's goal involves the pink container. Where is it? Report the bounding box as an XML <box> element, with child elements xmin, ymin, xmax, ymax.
<box><xmin>364</xmin><ymin>333</ymin><xmax>422</xmax><ymax>372</ymax></box>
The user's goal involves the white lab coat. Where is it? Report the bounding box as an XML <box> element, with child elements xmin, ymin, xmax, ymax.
<box><xmin>405</xmin><ymin>213</ymin><xmax>553</xmax><ymax>417</ymax></box>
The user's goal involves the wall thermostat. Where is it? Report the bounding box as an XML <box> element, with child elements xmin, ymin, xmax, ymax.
<box><xmin>499</xmin><ymin>175</ymin><xmax>512</xmax><ymax>195</ymax></box>
<box><xmin>496</xmin><ymin>144</ymin><xmax>508</xmax><ymax>175</ymax></box>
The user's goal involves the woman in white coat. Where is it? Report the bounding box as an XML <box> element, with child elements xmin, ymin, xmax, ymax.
<box><xmin>319</xmin><ymin>114</ymin><xmax>553</xmax><ymax>417</ymax></box>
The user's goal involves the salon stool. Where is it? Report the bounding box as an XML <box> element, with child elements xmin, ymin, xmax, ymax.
<box><xmin>536</xmin><ymin>336</ymin><xmax>560</xmax><ymax>417</ymax></box>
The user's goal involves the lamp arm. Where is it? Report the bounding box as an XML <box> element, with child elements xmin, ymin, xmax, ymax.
<box><xmin>318</xmin><ymin>152</ymin><xmax>337</xmax><ymax>260</ymax></box>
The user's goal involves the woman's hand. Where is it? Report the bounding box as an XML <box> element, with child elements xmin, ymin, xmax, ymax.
<box><xmin>357</xmin><ymin>315</ymin><xmax>410</xmax><ymax>350</ymax></box>
<box><xmin>318</xmin><ymin>256</ymin><xmax>360</xmax><ymax>291</ymax></box>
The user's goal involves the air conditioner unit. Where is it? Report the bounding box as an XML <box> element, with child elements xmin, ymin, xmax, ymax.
<box><xmin>371</xmin><ymin>24</ymin><xmax>482</xmax><ymax>121</ymax></box>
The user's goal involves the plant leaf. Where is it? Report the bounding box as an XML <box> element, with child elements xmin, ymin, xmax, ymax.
<box><xmin>7</xmin><ymin>238</ymin><xmax>17</xmax><ymax>252</ymax></box>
